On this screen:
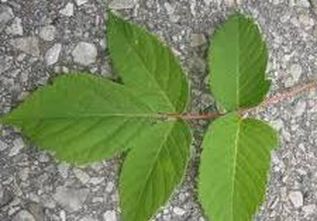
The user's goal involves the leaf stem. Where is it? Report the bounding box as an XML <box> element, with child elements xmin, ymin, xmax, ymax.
<box><xmin>166</xmin><ymin>112</ymin><xmax>223</xmax><ymax>120</ymax></box>
<box><xmin>166</xmin><ymin>80</ymin><xmax>317</xmax><ymax>121</ymax></box>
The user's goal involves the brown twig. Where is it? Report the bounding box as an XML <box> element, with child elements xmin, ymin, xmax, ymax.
<box><xmin>165</xmin><ymin>80</ymin><xmax>317</xmax><ymax>121</ymax></box>
<box><xmin>243</xmin><ymin>80</ymin><xmax>317</xmax><ymax>115</ymax></box>
<box><xmin>166</xmin><ymin>112</ymin><xmax>222</xmax><ymax>120</ymax></box>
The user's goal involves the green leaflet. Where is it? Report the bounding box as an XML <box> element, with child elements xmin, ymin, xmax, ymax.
<box><xmin>120</xmin><ymin>120</ymin><xmax>191</xmax><ymax>221</ymax></box>
<box><xmin>0</xmin><ymin>74</ymin><xmax>157</xmax><ymax>164</ymax></box>
<box><xmin>108</xmin><ymin>12</ymin><xmax>189</xmax><ymax>113</ymax></box>
<box><xmin>209</xmin><ymin>13</ymin><xmax>270</xmax><ymax>111</ymax></box>
<box><xmin>198</xmin><ymin>113</ymin><xmax>278</xmax><ymax>221</ymax></box>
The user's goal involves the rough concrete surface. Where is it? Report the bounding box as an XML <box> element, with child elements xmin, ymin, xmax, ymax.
<box><xmin>0</xmin><ymin>0</ymin><xmax>317</xmax><ymax>220</ymax></box>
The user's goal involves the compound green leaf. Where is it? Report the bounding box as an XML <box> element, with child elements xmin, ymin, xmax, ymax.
<box><xmin>108</xmin><ymin>11</ymin><xmax>189</xmax><ymax>113</ymax></box>
<box><xmin>199</xmin><ymin>113</ymin><xmax>278</xmax><ymax>221</ymax></box>
<box><xmin>120</xmin><ymin>120</ymin><xmax>191</xmax><ymax>221</ymax></box>
<box><xmin>0</xmin><ymin>74</ymin><xmax>172</xmax><ymax>164</ymax></box>
<box><xmin>209</xmin><ymin>13</ymin><xmax>270</xmax><ymax>111</ymax></box>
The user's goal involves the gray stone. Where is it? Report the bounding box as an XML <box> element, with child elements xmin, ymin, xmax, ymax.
<box><xmin>75</xmin><ymin>0</ymin><xmax>89</xmax><ymax>6</ymax></box>
<box><xmin>19</xmin><ymin>168</ymin><xmax>30</xmax><ymax>181</ymax></box>
<box><xmin>302</xmin><ymin>204</ymin><xmax>316</xmax><ymax>216</ymax></box>
<box><xmin>80</xmin><ymin>216</ymin><xmax>97</xmax><ymax>221</ymax></box>
<box><xmin>202</xmin><ymin>0</ymin><xmax>210</xmax><ymax>5</ymax></box>
<box><xmin>60</xmin><ymin>3</ymin><xmax>74</xmax><ymax>17</ymax></box>
<box><xmin>190</xmin><ymin>33</ymin><xmax>207</xmax><ymax>47</ymax></box>
<box><xmin>72</xmin><ymin>42</ymin><xmax>97</xmax><ymax>66</ymax></box>
<box><xmin>288</xmin><ymin>191</ymin><xmax>303</xmax><ymax>208</ymax></box>
<box><xmin>294</xmin><ymin>101</ymin><xmax>306</xmax><ymax>117</ymax></box>
<box><xmin>0</xmin><ymin>5</ymin><xmax>14</xmax><ymax>31</ymax></box>
<box><xmin>311</xmin><ymin>0</ymin><xmax>317</xmax><ymax>14</ymax></box>
<box><xmin>103</xmin><ymin>210</ymin><xmax>117</xmax><ymax>221</ymax></box>
<box><xmin>109</xmin><ymin>0</ymin><xmax>137</xmax><ymax>9</ymax></box>
<box><xmin>290</xmin><ymin>63</ymin><xmax>302</xmax><ymax>80</ymax></box>
<box><xmin>10</xmin><ymin>37</ymin><xmax>40</xmax><ymax>57</ymax></box>
<box><xmin>54</xmin><ymin>186</ymin><xmax>89</xmax><ymax>212</ymax></box>
<box><xmin>296</xmin><ymin>0</ymin><xmax>311</xmax><ymax>7</ymax></box>
<box><xmin>5</xmin><ymin>17</ymin><xmax>23</xmax><ymax>36</ymax></box>
<box><xmin>28</xmin><ymin>202</ymin><xmax>45</xmax><ymax>221</ymax></box>
<box><xmin>285</xmin><ymin>63</ymin><xmax>303</xmax><ymax>87</ymax></box>
<box><xmin>60</xmin><ymin>210</ymin><xmax>66</xmax><ymax>221</ymax></box>
<box><xmin>73</xmin><ymin>168</ymin><xmax>90</xmax><ymax>184</ymax></box>
<box><xmin>0</xmin><ymin>185</ymin><xmax>13</xmax><ymax>208</ymax></box>
<box><xmin>173</xmin><ymin>207</ymin><xmax>186</xmax><ymax>216</ymax></box>
<box><xmin>105</xmin><ymin>181</ymin><xmax>114</xmax><ymax>193</ymax></box>
<box><xmin>224</xmin><ymin>0</ymin><xmax>238</xmax><ymax>6</ymax></box>
<box><xmin>39</xmin><ymin>25</ymin><xmax>56</xmax><ymax>41</ymax></box>
<box><xmin>57</xmin><ymin>163</ymin><xmax>69</xmax><ymax>179</ymax></box>
<box><xmin>45</xmin><ymin>43</ymin><xmax>62</xmax><ymax>66</ymax></box>
<box><xmin>9</xmin><ymin>137</ymin><xmax>25</xmax><ymax>156</ymax></box>
<box><xmin>38</xmin><ymin>153</ymin><xmax>50</xmax><ymax>163</ymax></box>
<box><xmin>89</xmin><ymin>177</ymin><xmax>105</xmax><ymax>185</ymax></box>
<box><xmin>0</xmin><ymin>139</ymin><xmax>8</xmax><ymax>151</ymax></box>
<box><xmin>12</xmin><ymin>210</ymin><xmax>36</xmax><ymax>221</ymax></box>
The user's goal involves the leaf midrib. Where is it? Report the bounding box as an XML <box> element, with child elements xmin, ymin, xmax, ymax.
<box><xmin>4</xmin><ymin>113</ymin><xmax>164</xmax><ymax>121</ymax></box>
<box><xmin>230</xmin><ymin>118</ymin><xmax>242</xmax><ymax>221</ymax></box>
<box><xmin>236</xmin><ymin>17</ymin><xmax>240</xmax><ymax>108</ymax></box>
<box><xmin>120</xmin><ymin>26</ymin><xmax>176</xmax><ymax>112</ymax></box>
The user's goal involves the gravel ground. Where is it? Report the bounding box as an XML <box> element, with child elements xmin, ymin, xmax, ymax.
<box><xmin>1</xmin><ymin>0</ymin><xmax>317</xmax><ymax>220</ymax></box>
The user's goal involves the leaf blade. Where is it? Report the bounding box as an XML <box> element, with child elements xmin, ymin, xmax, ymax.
<box><xmin>199</xmin><ymin>113</ymin><xmax>278</xmax><ymax>221</ymax></box>
<box><xmin>1</xmin><ymin>74</ymin><xmax>164</xmax><ymax>164</ymax></box>
<box><xmin>108</xmin><ymin>12</ymin><xmax>189</xmax><ymax>113</ymax></box>
<box><xmin>120</xmin><ymin>120</ymin><xmax>191</xmax><ymax>221</ymax></box>
<box><xmin>209</xmin><ymin>14</ymin><xmax>270</xmax><ymax>111</ymax></box>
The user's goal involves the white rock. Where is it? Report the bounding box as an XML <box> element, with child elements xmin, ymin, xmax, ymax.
<box><xmin>288</xmin><ymin>191</ymin><xmax>303</xmax><ymax>208</ymax></box>
<box><xmin>72</xmin><ymin>42</ymin><xmax>97</xmax><ymax>66</ymax></box>
<box><xmin>296</xmin><ymin>0</ymin><xmax>311</xmax><ymax>7</ymax></box>
<box><xmin>12</xmin><ymin>210</ymin><xmax>35</xmax><ymax>221</ymax></box>
<box><xmin>60</xmin><ymin>210</ymin><xmax>66</xmax><ymax>221</ymax></box>
<box><xmin>203</xmin><ymin>0</ymin><xmax>213</xmax><ymax>5</ymax></box>
<box><xmin>89</xmin><ymin>177</ymin><xmax>105</xmax><ymax>185</ymax></box>
<box><xmin>54</xmin><ymin>186</ymin><xmax>89</xmax><ymax>212</ymax></box>
<box><xmin>109</xmin><ymin>0</ymin><xmax>137</xmax><ymax>9</ymax></box>
<box><xmin>9</xmin><ymin>138</ymin><xmax>25</xmax><ymax>156</ymax></box>
<box><xmin>38</xmin><ymin>153</ymin><xmax>50</xmax><ymax>163</ymax></box>
<box><xmin>290</xmin><ymin>64</ymin><xmax>302</xmax><ymax>81</ymax></box>
<box><xmin>6</xmin><ymin>17</ymin><xmax>23</xmax><ymax>35</ymax></box>
<box><xmin>58</xmin><ymin>163</ymin><xmax>69</xmax><ymax>178</ymax></box>
<box><xmin>105</xmin><ymin>181</ymin><xmax>114</xmax><ymax>193</ymax></box>
<box><xmin>302</xmin><ymin>204</ymin><xmax>316</xmax><ymax>216</ymax></box>
<box><xmin>190</xmin><ymin>33</ymin><xmax>207</xmax><ymax>47</ymax></box>
<box><xmin>73</xmin><ymin>168</ymin><xmax>90</xmax><ymax>184</ymax></box>
<box><xmin>311</xmin><ymin>0</ymin><xmax>317</xmax><ymax>13</ymax></box>
<box><xmin>0</xmin><ymin>140</ymin><xmax>8</xmax><ymax>151</ymax></box>
<box><xmin>103</xmin><ymin>210</ymin><xmax>117</xmax><ymax>221</ymax></box>
<box><xmin>173</xmin><ymin>207</ymin><xmax>186</xmax><ymax>216</ymax></box>
<box><xmin>286</xmin><ymin>63</ymin><xmax>302</xmax><ymax>86</ymax></box>
<box><xmin>60</xmin><ymin>3</ymin><xmax>74</xmax><ymax>17</ymax></box>
<box><xmin>45</xmin><ymin>43</ymin><xmax>62</xmax><ymax>66</ymax></box>
<box><xmin>75</xmin><ymin>0</ymin><xmax>89</xmax><ymax>6</ymax></box>
<box><xmin>164</xmin><ymin>2</ymin><xmax>175</xmax><ymax>15</ymax></box>
<box><xmin>80</xmin><ymin>216</ymin><xmax>97</xmax><ymax>221</ymax></box>
<box><xmin>224</xmin><ymin>0</ymin><xmax>238</xmax><ymax>6</ymax></box>
<box><xmin>39</xmin><ymin>25</ymin><xmax>56</xmax><ymax>41</ymax></box>
<box><xmin>299</xmin><ymin>14</ymin><xmax>314</xmax><ymax>29</ymax></box>
<box><xmin>0</xmin><ymin>5</ymin><xmax>14</xmax><ymax>28</ymax></box>
<box><xmin>294</xmin><ymin>101</ymin><xmax>306</xmax><ymax>117</ymax></box>
<box><xmin>10</xmin><ymin>37</ymin><xmax>40</xmax><ymax>57</ymax></box>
